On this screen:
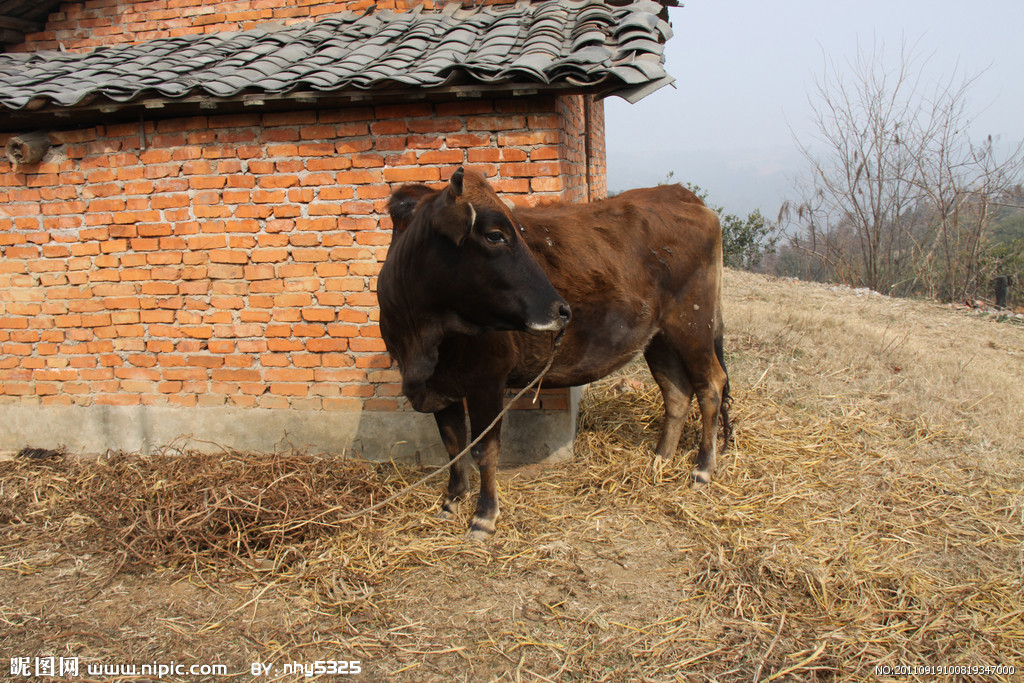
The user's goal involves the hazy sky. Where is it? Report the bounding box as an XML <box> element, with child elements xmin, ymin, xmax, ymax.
<box><xmin>605</xmin><ymin>0</ymin><xmax>1024</xmax><ymax>218</ymax></box>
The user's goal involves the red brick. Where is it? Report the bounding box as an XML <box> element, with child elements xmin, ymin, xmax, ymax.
<box><xmin>446</xmin><ymin>133</ymin><xmax>491</xmax><ymax>148</ymax></box>
<box><xmin>319</xmin><ymin>187</ymin><xmax>355</xmax><ymax>201</ymax></box>
<box><xmin>352</xmin><ymin>154</ymin><xmax>384</xmax><ymax>168</ymax></box>
<box><xmin>151</xmin><ymin>193</ymin><xmax>190</xmax><ymax>209</ymax></box>
<box><xmin>291</xmin><ymin>323</ymin><xmax>325</xmax><ymax>337</ymax></box>
<box><xmin>336</xmin><ymin>170</ymin><xmax>382</xmax><ymax>185</ymax></box>
<box><xmin>273</xmin><ymin>293</ymin><xmax>311</xmax><ymax>307</ymax></box>
<box><xmin>306</xmin><ymin>338</ymin><xmax>348</xmax><ymax>353</ymax></box>
<box><xmin>500</xmin><ymin>162</ymin><xmax>562</xmax><ymax>177</ymax></box>
<box><xmin>382</xmin><ymin>167</ymin><xmax>440</xmax><ymax>183</ymax></box>
<box><xmin>258</xmin><ymin>174</ymin><xmax>299</xmax><ymax>188</ymax></box>
<box><xmin>181</xmin><ymin>326</ymin><xmax>214</xmax><ymax>339</ymax></box>
<box><xmin>349</xmin><ymin>338</ymin><xmax>386</xmax><ymax>352</ymax></box>
<box><xmin>210</xmin><ymin>249</ymin><xmax>248</xmax><ymax>264</ymax></box>
<box><xmin>252</xmin><ymin>189</ymin><xmax>286</xmax><ymax>203</ymax></box>
<box><xmin>531</xmin><ymin>176</ymin><xmax>565</xmax><ymax>192</ymax></box>
<box><xmin>489</xmin><ymin>178</ymin><xmax>532</xmax><ymax>193</ymax></box>
<box><xmin>497</xmin><ymin>130</ymin><xmax>559</xmax><ymax>146</ymax></box>
<box><xmin>292</xmin><ymin>248</ymin><xmax>330</xmax><ymax>262</ymax></box>
<box><xmin>301</xmin><ymin>308</ymin><xmax>335</xmax><ymax>322</ymax></box>
<box><xmin>296</xmin><ymin>217</ymin><xmax>337</xmax><ymax>231</ymax></box>
<box><xmin>251</xmin><ymin>248</ymin><xmax>289</xmax><ymax>263</ymax></box>
<box><xmin>418</xmin><ymin>149</ymin><xmax>466</xmax><ymax>164</ymax></box>
<box><xmin>307</xmin><ymin>203</ymin><xmax>342</xmax><ymax>216</ymax></box>
<box><xmin>189</xmin><ymin>176</ymin><xmax>226</xmax><ymax>189</ymax></box>
<box><xmin>370</xmin><ymin>120</ymin><xmax>406</xmax><ymax>135</ymax></box>
<box><xmin>528</xmin><ymin>114</ymin><xmax>560</xmax><ymax>129</ymax></box>
<box><xmin>531</xmin><ymin>146</ymin><xmax>559</xmax><ymax>161</ymax></box>
<box><xmin>407</xmin><ymin>118</ymin><xmax>462</xmax><ymax>134</ymax></box>
<box><xmin>269</xmin><ymin>383</ymin><xmax>307</xmax><ymax>397</ymax></box>
<box><xmin>341</xmin><ymin>385</ymin><xmax>374</xmax><ymax>398</ymax></box>
<box><xmin>467</xmin><ymin>115</ymin><xmax>526</xmax><ymax>131</ymax></box>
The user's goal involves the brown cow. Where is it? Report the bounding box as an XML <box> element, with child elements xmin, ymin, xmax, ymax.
<box><xmin>379</xmin><ymin>168</ymin><xmax>731</xmax><ymax>539</ymax></box>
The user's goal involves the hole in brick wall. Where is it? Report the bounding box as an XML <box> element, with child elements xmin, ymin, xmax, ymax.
<box><xmin>5</xmin><ymin>132</ymin><xmax>51</xmax><ymax>165</ymax></box>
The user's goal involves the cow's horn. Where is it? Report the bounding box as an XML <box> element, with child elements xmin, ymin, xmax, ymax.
<box><xmin>450</xmin><ymin>167</ymin><xmax>465</xmax><ymax>197</ymax></box>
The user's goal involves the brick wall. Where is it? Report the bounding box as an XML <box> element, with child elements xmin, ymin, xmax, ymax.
<box><xmin>555</xmin><ymin>94</ymin><xmax>608</xmax><ymax>203</ymax></box>
<box><xmin>0</xmin><ymin>94</ymin><xmax>603</xmax><ymax>418</ymax></box>
<box><xmin>586</xmin><ymin>96</ymin><xmax>608</xmax><ymax>201</ymax></box>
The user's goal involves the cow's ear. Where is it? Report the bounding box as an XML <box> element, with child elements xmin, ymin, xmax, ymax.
<box><xmin>432</xmin><ymin>168</ymin><xmax>473</xmax><ymax>245</ymax></box>
<box><xmin>449</xmin><ymin>167</ymin><xmax>465</xmax><ymax>197</ymax></box>
<box><xmin>432</xmin><ymin>202</ymin><xmax>474</xmax><ymax>246</ymax></box>
<box><xmin>388</xmin><ymin>184</ymin><xmax>432</xmax><ymax>236</ymax></box>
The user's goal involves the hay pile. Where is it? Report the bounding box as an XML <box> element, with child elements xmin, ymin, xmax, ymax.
<box><xmin>0</xmin><ymin>446</ymin><xmax>412</xmax><ymax>578</ymax></box>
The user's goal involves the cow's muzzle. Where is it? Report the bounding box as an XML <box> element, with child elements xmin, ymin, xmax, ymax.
<box><xmin>527</xmin><ymin>301</ymin><xmax>571</xmax><ymax>333</ymax></box>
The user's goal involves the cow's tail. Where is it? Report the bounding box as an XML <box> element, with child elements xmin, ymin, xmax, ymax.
<box><xmin>715</xmin><ymin>328</ymin><xmax>733</xmax><ymax>450</ymax></box>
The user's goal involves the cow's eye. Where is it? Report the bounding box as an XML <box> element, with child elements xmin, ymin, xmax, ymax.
<box><xmin>484</xmin><ymin>230</ymin><xmax>508</xmax><ymax>245</ymax></box>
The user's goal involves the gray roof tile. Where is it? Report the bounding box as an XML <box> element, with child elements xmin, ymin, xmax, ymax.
<box><xmin>0</xmin><ymin>0</ymin><xmax>674</xmax><ymax>111</ymax></box>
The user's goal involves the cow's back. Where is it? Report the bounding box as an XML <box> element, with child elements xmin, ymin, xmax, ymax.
<box><xmin>507</xmin><ymin>185</ymin><xmax>722</xmax><ymax>387</ymax></box>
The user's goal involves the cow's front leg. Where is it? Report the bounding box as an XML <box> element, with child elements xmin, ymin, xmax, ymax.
<box><xmin>466</xmin><ymin>385</ymin><xmax>505</xmax><ymax>540</ymax></box>
<box><xmin>433</xmin><ymin>401</ymin><xmax>470</xmax><ymax>517</ymax></box>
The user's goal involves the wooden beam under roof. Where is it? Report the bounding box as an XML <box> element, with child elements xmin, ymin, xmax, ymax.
<box><xmin>0</xmin><ymin>0</ymin><xmax>65</xmax><ymax>47</ymax></box>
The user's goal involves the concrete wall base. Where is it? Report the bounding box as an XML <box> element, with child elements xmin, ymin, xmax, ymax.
<box><xmin>0</xmin><ymin>388</ymin><xmax>581</xmax><ymax>467</ymax></box>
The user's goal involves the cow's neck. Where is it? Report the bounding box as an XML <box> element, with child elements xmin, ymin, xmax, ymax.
<box><xmin>397</xmin><ymin>312</ymin><xmax>486</xmax><ymax>412</ymax></box>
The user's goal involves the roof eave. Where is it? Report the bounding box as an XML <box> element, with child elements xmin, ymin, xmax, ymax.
<box><xmin>0</xmin><ymin>81</ymin><xmax>644</xmax><ymax>133</ymax></box>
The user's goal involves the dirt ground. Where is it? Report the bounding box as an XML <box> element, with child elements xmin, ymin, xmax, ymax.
<box><xmin>2</xmin><ymin>269</ymin><xmax>1023</xmax><ymax>682</ymax></box>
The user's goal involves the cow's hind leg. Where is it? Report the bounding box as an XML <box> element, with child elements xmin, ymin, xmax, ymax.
<box><xmin>689</xmin><ymin>363</ymin><xmax>727</xmax><ymax>486</ymax></box>
<box><xmin>684</xmin><ymin>344</ymin><xmax>728</xmax><ymax>487</ymax></box>
<box><xmin>643</xmin><ymin>334</ymin><xmax>694</xmax><ymax>459</ymax></box>
<box><xmin>655</xmin><ymin>325</ymin><xmax>728</xmax><ymax>487</ymax></box>
<box><xmin>434</xmin><ymin>401</ymin><xmax>471</xmax><ymax>517</ymax></box>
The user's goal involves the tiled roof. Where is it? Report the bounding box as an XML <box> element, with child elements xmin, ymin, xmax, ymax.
<box><xmin>0</xmin><ymin>0</ymin><xmax>674</xmax><ymax>113</ymax></box>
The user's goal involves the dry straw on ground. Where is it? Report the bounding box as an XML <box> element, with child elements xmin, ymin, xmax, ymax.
<box><xmin>2</xmin><ymin>269</ymin><xmax>1022</xmax><ymax>681</ymax></box>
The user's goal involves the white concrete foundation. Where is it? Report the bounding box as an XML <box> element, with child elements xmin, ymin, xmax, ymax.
<box><xmin>1</xmin><ymin>388</ymin><xmax>582</xmax><ymax>466</ymax></box>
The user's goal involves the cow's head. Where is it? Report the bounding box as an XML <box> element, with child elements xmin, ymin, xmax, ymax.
<box><xmin>385</xmin><ymin>167</ymin><xmax>571</xmax><ymax>335</ymax></box>
<box><xmin>380</xmin><ymin>168</ymin><xmax>570</xmax><ymax>411</ymax></box>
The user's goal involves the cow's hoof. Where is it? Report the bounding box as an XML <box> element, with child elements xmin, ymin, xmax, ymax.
<box><xmin>690</xmin><ymin>468</ymin><xmax>712</xmax><ymax>488</ymax></box>
<box><xmin>438</xmin><ymin>500</ymin><xmax>459</xmax><ymax>520</ymax></box>
<box><xmin>467</xmin><ymin>516</ymin><xmax>496</xmax><ymax>540</ymax></box>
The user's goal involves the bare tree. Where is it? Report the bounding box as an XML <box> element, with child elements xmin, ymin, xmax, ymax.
<box><xmin>787</xmin><ymin>41</ymin><xmax>927</xmax><ymax>292</ymax></box>
<box><xmin>913</xmin><ymin>92</ymin><xmax>1024</xmax><ymax>300</ymax></box>
<box><xmin>785</xmin><ymin>41</ymin><xmax>1024</xmax><ymax>299</ymax></box>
